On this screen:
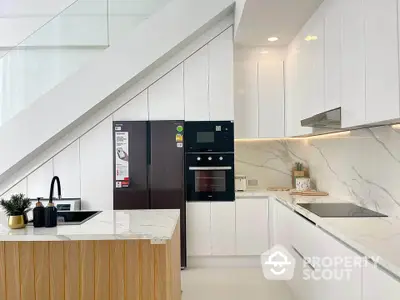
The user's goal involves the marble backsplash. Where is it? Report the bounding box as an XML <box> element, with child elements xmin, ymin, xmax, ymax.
<box><xmin>235</xmin><ymin>125</ymin><xmax>400</xmax><ymax>216</ymax></box>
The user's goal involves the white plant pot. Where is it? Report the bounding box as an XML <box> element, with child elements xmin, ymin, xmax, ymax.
<box><xmin>296</xmin><ymin>178</ymin><xmax>311</xmax><ymax>192</ymax></box>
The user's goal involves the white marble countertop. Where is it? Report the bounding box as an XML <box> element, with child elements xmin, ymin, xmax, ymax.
<box><xmin>0</xmin><ymin>209</ymin><xmax>180</xmax><ymax>242</ymax></box>
<box><xmin>237</xmin><ymin>190</ymin><xmax>400</xmax><ymax>279</ymax></box>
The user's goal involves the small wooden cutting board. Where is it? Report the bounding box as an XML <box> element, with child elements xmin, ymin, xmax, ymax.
<box><xmin>267</xmin><ymin>187</ymin><xmax>291</xmax><ymax>191</ymax></box>
<box><xmin>289</xmin><ymin>190</ymin><xmax>329</xmax><ymax>196</ymax></box>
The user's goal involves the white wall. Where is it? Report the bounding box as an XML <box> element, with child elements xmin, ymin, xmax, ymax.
<box><xmin>0</xmin><ymin>22</ymin><xmax>234</xmax><ymax>210</ymax></box>
<box><xmin>0</xmin><ymin>0</ymin><xmax>75</xmax><ymax>47</ymax></box>
<box><xmin>0</xmin><ymin>0</ymin><xmax>174</xmax><ymax>126</ymax></box>
<box><xmin>0</xmin><ymin>0</ymin><xmax>234</xmax><ymax>185</ymax></box>
<box><xmin>0</xmin><ymin>0</ymin><xmax>171</xmax><ymax>47</ymax></box>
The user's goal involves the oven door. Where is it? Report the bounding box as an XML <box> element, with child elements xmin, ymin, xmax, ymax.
<box><xmin>186</xmin><ymin>154</ymin><xmax>235</xmax><ymax>201</ymax></box>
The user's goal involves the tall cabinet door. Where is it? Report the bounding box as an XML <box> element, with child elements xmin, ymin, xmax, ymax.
<box><xmin>53</xmin><ymin>140</ymin><xmax>81</xmax><ymax>198</ymax></box>
<box><xmin>209</xmin><ymin>27</ymin><xmax>234</xmax><ymax>120</ymax></box>
<box><xmin>149</xmin><ymin>121</ymin><xmax>186</xmax><ymax>267</ymax></box>
<box><xmin>184</xmin><ymin>46</ymin><xmax>210</xmax><ymax>121</ymax></box>
<box><xmin>324</xmin><ymin>0</ymin><xmax>342</xmax><ymax>111</ymax></box>
<box><xmin>80</xmin><ymin>117</ymin><xmax>113</xmax><ymax>210</ymax></box>
<box><xmin>148</xmin><ymin>65</ymin><xmax>184</xmax><ymax>120</ymax></box>
<box><xmin>258</xmin><ymin>60</ymin><xmax>285</xmax><ymax>138</ymax></box>
<box><xmin>113</xmin><ymin>121</ymin><xmax>149</xmax><ymax>210</ymax></box>
<box><xmin>365</xmin><ymin>0</ymin><xmax>399</xmax><ymax>123</ymax></box>
<box><xmin>341</xmin><ymin>0</ymin><xmax>366</xmax><ymax>127</ymax></box>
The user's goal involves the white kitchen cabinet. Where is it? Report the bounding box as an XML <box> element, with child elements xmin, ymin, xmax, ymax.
<box><xmin>234</xmin><ymin>53</ymin><xmax>285</xmax><ymax>139</ymax></box>
<box><xmin>27</xmin><ymin>160</ymin><xmax>54</xmax><ymax>199</ymax></box>
<box><xmin>305</xmin><ymin>10</ymin><xmax>325</xmax><ymax>118</ymax></box>
<box><xmin>53</xmin><ymin>140</ymin><xmax>81</xmax><ymax>198</ymax></box>
<box><xmin>1</xmin><ymin>178</ymin><xmax>27</xmax><ymax>200</ymax></box>
<box><xmin>324</xmin><ymin>0</ymin><xmax>342</xmax><ymax>111</ymax></box>
<box><xmin>148</xmin><ymin>64</ymin><xmax>184</xmax><ymax>120</ymax></box>
<box><xmin>235</xmin><ymin>198</ymin><xmax>269</xmax><ymax>255</ymax></box>
<box><xmin>284</xmin><ymin>47</ymin><xmax>297</xmax><ymax>137</ymax></box>
<box><xmin>271</xmin><ymin>198</ymin><xmax>362</xmax><ymax>300</ymax></box>
<box><xmin>209</xmin><ymin>27</ymin><xmax>234</xmax><ymax>121</ymax></box>
<box><xmin>113</xmin><ymin>90</ymin><xmax>149</xmax><ymax>121</ymax></box>
<box><xmin>210</xmin><ymin>202</ymin><xmax>236</xmax><ymax>255</ymax></box>
<box><xmin>269</xmin><ymin>198</ymin><xmax>295</xmax><ymax>249</ymax></box>
<box><xmin>365</xmin><ymin>0</ymin><xmax>399</xmax><ymax>123</ymax></box>
<box><xmin>234</xmin><ymin>58</ymin><xmax>258</xmax><ymax>138</ymax></box>
<box><xmin>284</xmin><ymin>41</ymin><xmax>312</xmax><ymax>137</ymax></box>
<box><xmin>297</xmin><ymin>30</ymin><xmax>312</xmax><ymax>121</ymax></box>
<box><xmin>341</xmin><ymin>0</ymin><xmax>366</xmax><ymax>128</ymax></box>
<box><xmin>184</xmin><ymin>46</ymin><xmax>210</xmax><ymax>121</ymax></box>
<box><xmin>80</xmin><ymin>117</ymin><xmax>113</xmax><ymax>210</ymax></box>
<box><xmin>258</xmin><ymin>60</ymin><xmax>285</xmax><ymax>138</ymax></box>
<box><xmin>363</xmin><ymin>263</ymin><xmax>400</xmax><ymax>300</ymax></box>
<box><xmin>186</xmin><ymin>202</ymin><xmax>212</xmax><ymax>256</ymax></box>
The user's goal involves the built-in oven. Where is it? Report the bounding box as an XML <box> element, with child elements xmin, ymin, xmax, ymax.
<box><xmin>185</xmin><ymin>121</ymin><xmax>234</xmax><ymax>153</ymax></box>
<box><xmin>186</xmin><ymin>153</ymin><xmax>234</xmax><ymax>201</ymax></box>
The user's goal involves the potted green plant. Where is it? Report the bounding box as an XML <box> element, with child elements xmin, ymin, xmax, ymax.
<box><xmin>0</xmin><ymin>194</ymin><xmax>31</xmax><ymax>229</ymax></box>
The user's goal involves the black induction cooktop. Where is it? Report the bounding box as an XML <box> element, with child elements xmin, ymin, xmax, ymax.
<box><xmin>298</xmin><ymin>203</ymin><xmax>388</xmax><ymax>218</ymax></box>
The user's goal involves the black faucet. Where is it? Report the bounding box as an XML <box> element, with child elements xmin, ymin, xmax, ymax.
<box><xmin>49</xmin><ymin>176</ymin><xmax>62</xmax><ymax>204</ymax></box>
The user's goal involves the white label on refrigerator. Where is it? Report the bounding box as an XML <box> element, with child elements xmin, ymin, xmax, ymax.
<box><xmin>115</xmin><ymin>131</ymin><xmax>129</xmax><ymax>181</ymax></box>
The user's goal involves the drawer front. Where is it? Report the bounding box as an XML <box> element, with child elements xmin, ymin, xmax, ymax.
<box><xmin>291</xmin><ymin>210</ymin><xmax>321</xmax><ymax>260</ymax></box>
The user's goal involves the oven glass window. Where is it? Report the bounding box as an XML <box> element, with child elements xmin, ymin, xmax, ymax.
<box><xmin>195</xmin><ymin>170</ymin><xmax>226</xmax><ymax>192</ymax></box>
<box><xmin>197</xmin><ymin>132</ymin><xmax>214</xmax><ymax>143</ymax></box>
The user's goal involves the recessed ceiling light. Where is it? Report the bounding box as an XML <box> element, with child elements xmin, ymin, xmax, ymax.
<box><xmin>260</xmin><ymin>50</ymin><xmax>269</xmax><ymax>54</ymax></box>
<box><xmin>305</xmin><ymin>35</ymin><xmax>318</xmax><ymax>41</ymax></box>
<box><xmin>268</xmin><ymin>37</ymin><xmax>279</xmax><ymax>42</ymax></box>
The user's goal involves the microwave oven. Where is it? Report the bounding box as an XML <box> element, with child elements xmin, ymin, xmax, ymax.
<box><xmin>184</xmin><ymin>121</ymin><xmax>234</xmax><ymax>153</ymax></box>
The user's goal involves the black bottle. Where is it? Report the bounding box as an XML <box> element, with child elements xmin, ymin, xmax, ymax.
<box><xmin>33</xmin><ymin>198</ymin><xmax>45</xmax><ymax>228</ymax></box>
<box><xmin>45</xmin><ymin>176</ymin><xmax>62</xmax><ymax>228</ymax></box>
<box><xmin>44</xmin><ymin>202</ymin><xmax>57</xmax><ymax>228</ymax></box>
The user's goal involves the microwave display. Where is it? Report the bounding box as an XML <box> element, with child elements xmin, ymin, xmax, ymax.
<box><xmin>197</xmin><ymin>132</ymin><xmax>214</xmax><ymax>143</ymax></box>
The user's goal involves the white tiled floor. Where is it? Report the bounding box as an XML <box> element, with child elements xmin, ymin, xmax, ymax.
<box><xmin>181</xmin><ymin>267</ymin><xmax>295</xmax><ymax>300</ymax></box>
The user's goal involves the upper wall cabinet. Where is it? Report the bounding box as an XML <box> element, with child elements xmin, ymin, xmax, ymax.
<box><xmin>324</xmin><ymin>0</ymin><xmax>342</xmax><ymax>111</ymax></box>
<box><xmin>258</xmin><ymin>60</ymin><xmax>285</xmax><ymax>138</ymax></box>
<box><xmin>209</xmin><ymin>28</ymin><xmax>234</xmax><ymax>121</ymax></box>
<box><xmin>234</xmin><ymin>48</ymin><xmax>286</xmax><ymax>139</ymax></box>
<box><xmin>113</xmin><ymin>90</ymin><xmax>149</xmax><ymax>121</ymax></box>
<box><xmin>184</xmin><ymin>46</ymin><xmax>210</xmax><ymax>121</ymax></box>
<box><xmin>303</xmin><ymin>10</ymin><xmax>325</xmax><ymax>119</ymax></box>
<box><xmin>341</xmin><ymin>0</ymin><xmax>365</xmax><ymax>127</ymax></box>
<box><xmin>234</xmin><ymin>57</ymin><xmax>259</xmax><ymax>138</ymax></box>
<box><xmin>53</xmin><ymin>141</ymin><xmax>81</xmax><ymax>198</ymax></box>
<box><xmin>285</xmin><ymin>42</ymin><xmax>313</xmax><ymax>137</ymax></box>
<box><xmin>287</xmin><ymin>0</ymin><xmax>400</xmax><ymax>130</ymax></box>
<box><xmin>148</xmin><ymin>64</ymin><xmax>185</xmax><ymax>120</ymax></box>
<box><xmin>364</xmin><ymin>0</ymin><xmax>399</xmax><ymax>123</ymax></box>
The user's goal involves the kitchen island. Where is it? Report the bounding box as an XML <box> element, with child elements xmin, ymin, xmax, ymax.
<box><xmin>0</xmin><ymin>209</ymin><xmax>181</xmax><ymax>300</ymax></box>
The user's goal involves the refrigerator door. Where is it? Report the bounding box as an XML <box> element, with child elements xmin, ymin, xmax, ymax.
<box><xmin>113</xmin><ymin>121</ymin><xmax>150</xmax><ymax>210</ymax></box>
<box><xmin>149</xmin><ymin>120</ymin><xmax>186</xmax><ymax>267</ymax></box>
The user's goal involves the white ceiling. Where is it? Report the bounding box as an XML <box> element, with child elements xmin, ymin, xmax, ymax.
<box><xmin>235</xmin><ymin>0</ymin><xmax>324</xmax><ymax>46</ymax></box>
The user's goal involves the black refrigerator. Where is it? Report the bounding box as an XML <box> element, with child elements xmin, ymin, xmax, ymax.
<box><xmin>113</xmin><ymin>120</ymin><xmax>186</xmax><ymax>268</ymax></box>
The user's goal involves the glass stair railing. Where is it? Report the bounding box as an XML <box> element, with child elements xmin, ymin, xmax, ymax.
<box><xmin>0</xmin><ymin>0</ymin><xmax>171</xmax><ymax>126</ymax></box>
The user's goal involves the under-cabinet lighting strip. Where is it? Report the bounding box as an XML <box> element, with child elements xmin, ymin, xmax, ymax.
<box><xmin>234</xmin><ymin>131</ymin><xmax>351</xmax><ymax>142</ymax></box>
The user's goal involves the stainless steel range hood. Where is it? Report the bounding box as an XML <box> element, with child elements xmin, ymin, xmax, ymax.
<box><xmin>301</xmin><ymin>107</ymin><xmax>341</xmax><ymax>129</ymax></box>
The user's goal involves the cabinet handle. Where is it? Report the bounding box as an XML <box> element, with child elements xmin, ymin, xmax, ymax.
<box><xmin>292</xmin><ymin>245</ymin><xmax>315</xmax><ymax>271</ymax></box>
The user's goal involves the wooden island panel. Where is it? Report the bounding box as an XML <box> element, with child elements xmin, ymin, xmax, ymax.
<box><xmin>0</xmin><ymin>222</ymin><xmax>181</xmax><ymax>300</ymax></box>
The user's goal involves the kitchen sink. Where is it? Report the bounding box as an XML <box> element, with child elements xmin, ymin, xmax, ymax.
<box><xmin>28</xmin><ymin>211</ymin><xmax>101</xmax><ymax>226</ymax></box>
